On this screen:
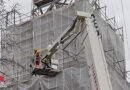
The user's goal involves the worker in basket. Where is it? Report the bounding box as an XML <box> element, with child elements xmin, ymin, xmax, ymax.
<box><xmin>33</xmin><ymin>48</ymin><xmax>37</xmax><ymax>56</ymax></box>
<box><xmin>30</xmin><ymin>48</ymin><xmax>38</xmax><ymax>67</ymax></box>
<box><xmin>42</xmin><ymin>54</ymin><xmax>52</xmax><ymax>69</ymax></box>
<box><xmin>35</xmin><ymin>51</ymin><xmax>41</xmax><ymax>68</ymax></box>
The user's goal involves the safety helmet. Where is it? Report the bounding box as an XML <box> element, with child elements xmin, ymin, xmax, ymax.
<box><xmin>36</xmin><ymin>52</ymin><xmax>40</xmax><ymax>55</ymax></box>
<box><xmin>34</xmin><ymin>48</ymin><xmax>37</xmax><ymax>51</ymax></box>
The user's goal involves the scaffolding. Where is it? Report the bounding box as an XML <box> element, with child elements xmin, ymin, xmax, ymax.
<box><xmin>32</xmin><ymin>0</ymin><xmax>74</xmax><ymax>17</ymax></box>
<box><xmin>0</xmin><ymin>0</ymin><xmax>130</xmax><ymax>89</ymax></box>
<box><xmin>0</xmin><ymin>1</ymin><xmax>32</xmax><ymax>85</ymax></box>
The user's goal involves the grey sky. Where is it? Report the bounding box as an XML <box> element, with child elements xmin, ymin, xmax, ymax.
<box><xmin>4</xmin><ymin>0</ymin><xmax>130</xmax><ymax>76</ymax></box>
<box><xmin>5</xmin><ymin>0</ymin><xmax>32</xmax><ymax>13</ymax></box>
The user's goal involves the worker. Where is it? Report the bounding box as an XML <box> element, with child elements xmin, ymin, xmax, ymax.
<box><xmin>45</xmin><ymin>53</ymin><xmax>51</xmax><ymax>67</ymax></box>
<box><xmin>41</xmin><ymin>54</ymin><xmax>51</xmax><ymax>69</ymax></box>
<box><xmin>31</xmin><ymin>51</ymin><xmax>41</xmax><ymax>76</ymax></box>
<box><xmin>33</xmin><ymin>48</ymin><xmax>37</xmax><ymax>56</ymax></box>
<box><xmin>0</xmin><ymin>75</ymin><xmax>4</xmax><ymax>83</ymax></box>
<box><xmin>48</xmin><ymin>56</ymin><xmax>51</xmax><ymax>67</ymax></box>
<box><xmin>31</xmin><ymin>48</ymin><xmax>37</xmax><ymax>65</ymax></box>
<box><xmin>36</xmin><ymin>52</ymin><xmax>40</xmax><ymax>67</ymax></box>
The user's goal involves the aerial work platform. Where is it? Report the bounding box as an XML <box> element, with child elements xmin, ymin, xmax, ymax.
<box><xmin>32</xmin><ymin>68</ymin><xmax>59</xmax><ymax>77</ymax></box>
<box><xmin>31</xmin><ymin>11</ymin><xmax>113</xmax><ymax>90</ymax></box>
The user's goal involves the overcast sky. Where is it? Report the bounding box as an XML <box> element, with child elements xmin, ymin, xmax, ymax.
<box><xmin>4</xmin><ymin>0</ymin><xmax>130</xmax><ymax>77</ymax></box>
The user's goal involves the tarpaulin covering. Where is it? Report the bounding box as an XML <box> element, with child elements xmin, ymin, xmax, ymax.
<box><xmin>1</xmin><ymin>0</ymin><xmax>130</xmax><ymax>90</ymax></box>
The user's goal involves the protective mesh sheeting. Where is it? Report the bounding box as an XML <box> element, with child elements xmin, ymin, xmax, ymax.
<box><xmin>16</xmin><ymin>21</ymin><xmax>33</xmax><ymax>82</ymax></box>
<box><xmin>0</xmin><ymin>26</ymin><xmax>23</xmax><ymax>83</ymax></box>
<box><xmin>95</xmin><ymin>13</ymin><xmax>125</xmax><ymax>76</ymax></box>
<box><xmin>31</xmin><ymin>3</ymin><xmax>91</xmax><ymax>90</ymax></box>
<box><xmin>1</xmin><ymin>21</ymin><xmax>33</xmax><ymax>85</ymax></box>
<box><xmin>1</xmin><ymin>0</ymin><xmax>130</xmax><ymax>90</ymax></box>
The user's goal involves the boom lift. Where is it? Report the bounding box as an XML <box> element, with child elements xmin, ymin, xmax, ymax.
<box><xmin>32</xmin><ymin>11</ymin><xmax>113</xmax><ymax>90</ymax></box>
<box><xmin>31</xmin><ymin>15</ymin><xmax>77</xmax><ymax>76</ymax></box>
<box><xmin>76</xmin><ymin>11</ymin><xmax>113</xmax><ymax>90</ymax></box>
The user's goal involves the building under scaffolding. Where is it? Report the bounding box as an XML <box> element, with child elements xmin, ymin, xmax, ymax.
<box><xmin>0</xmin><ymin>0</ymin><xmax>130</xmax><ymax>90</ymax></box>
